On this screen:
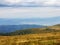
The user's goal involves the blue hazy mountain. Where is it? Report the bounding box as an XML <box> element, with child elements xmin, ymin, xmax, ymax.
<box><xmin>0</xmin><ymin>17</ymin><xmax>60</xmax><ymax>33</ymax></box>
<box><xmin>0</xmin><ymin>17</ymin><xmax>60</xmax><ymax>25</ymax></box>
<box><xmin>0</xmin><ymin>25</ymin><xmax>46</xmax><ymax>33</ymax></box>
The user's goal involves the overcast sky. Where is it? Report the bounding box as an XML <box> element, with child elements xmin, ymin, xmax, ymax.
<box><xmin>0</xmin><ymin>7</ymin><xmax>60</xmax><ymax>18</ymax></box>
<box><xmin>0</xmin><ymin>0</ymin><xmax>60</xmax><ymax>6</ymax></box>
<box><xmin>0</xmin><ymin>0</ymin><xmax>60</xmax><ymax>18</ymax></box>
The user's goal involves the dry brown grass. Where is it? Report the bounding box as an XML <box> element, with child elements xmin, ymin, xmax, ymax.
<box><xmin>0</xmin><ymin>32</ymin><xmax>60</xmax><ymax>45</ymax></box>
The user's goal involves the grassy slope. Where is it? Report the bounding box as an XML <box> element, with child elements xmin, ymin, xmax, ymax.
<box><xmin>0</xmin><ymin>25</ymin><xmax>60</xmax><ymax>45</ymax></box>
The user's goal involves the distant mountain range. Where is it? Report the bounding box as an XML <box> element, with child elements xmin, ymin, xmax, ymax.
<box><xmin>0</xmin><ymin>17</ymin><xmax>60</xmax><ymax>25</ymax></box>
<box><xmin>0</xmin><ymin>17</ymin><xmax>60</xmax><ymax>33</ymax></box>
<box><xmin>0</xmin><ymin>24</ymin><xmax>60</xmax><ymax>36</ymax></box>
<box><xmin>0</xmin><ymin>25</ymin><xmax>46</xmax><ymax>33</ymax></box>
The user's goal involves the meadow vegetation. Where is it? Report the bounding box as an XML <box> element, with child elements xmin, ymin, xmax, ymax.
<box><xmin>0</xmin><ymin>25</ymin><xmax>60</xmax><ymax>45</ymax></box>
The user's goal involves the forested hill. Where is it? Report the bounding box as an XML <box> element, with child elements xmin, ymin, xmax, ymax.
<box><xmin>1</xmin><ymin>24</ymin><xmax>60</xmax><ymax>36</ymax></box>
<box><xmin>0</xmin><ymin>25</ymin><xmax>46</xmax><ymax>33</ymax></box>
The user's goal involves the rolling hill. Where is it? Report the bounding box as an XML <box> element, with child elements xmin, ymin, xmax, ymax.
<box><xmin>7</xmin><ymin>25</ymin><xmax>60</xmax><ymax>35</ymax></box>
<box><xmin>0</xmin><ymin>25</ymin><xmax>46</xmax><ymax>33</ymax></box>
<box><xmin>0</xmin><ymin>24</ymin><xmax>60</xmax><ymax>45</ymax></box>
<box><xmin>0</xmin><ymin>24</ymin><xmax>60</xmax><ymax>36</ymax></box>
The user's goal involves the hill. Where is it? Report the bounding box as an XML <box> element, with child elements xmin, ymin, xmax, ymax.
<box><xmin>0</xmin><ymin>25</ymin><xmax>45</xmax><ymax>33</ymax></box>
<box><xmin>0</xmin><ymin>24</ymin><xmax>60</xmax><ymax>45</ymax></box>
<box><xmin>1</xmin><ymin>24</ymin><xmax>60</xmax><ymax>36</ymax></box>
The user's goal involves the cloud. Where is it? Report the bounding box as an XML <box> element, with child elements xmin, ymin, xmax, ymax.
<box><xmin>0</xmin><ymin>7</ymin><xmax>60</xmax><ymax>18</ymax></box>
<box><xmin>0</xmin><ymin>0</ymin><xmax>60</xmax><ymax>7</ymax></box>
<box><xmin>43</xmin><ymin>0</ymin><xmax>60</xmax><ymax>6</ymax></box>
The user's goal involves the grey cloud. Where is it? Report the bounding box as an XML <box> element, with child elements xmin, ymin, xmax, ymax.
<box><xmin>0</xmin><ymin>0</ymin><xmax>60</xmax><ymax>7</ymax></box>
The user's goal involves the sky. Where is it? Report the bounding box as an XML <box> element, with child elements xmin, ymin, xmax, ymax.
<box><xmin>0</xmin><ymin>7</ymin><xmax>60</xmax><ymax>18</ymax></box>
<box><xmin>0</xmin><ymin>0</ymin><xmax>60</xmax><ymax>6</ymax></box>
<box><xmin>0</xmin><ymin>0</ymin><xmax>60</xmax><ymax>18</ymax></box>
<box><xmin>0</xmin><ymin>0</ymin><xmax>60</xmax><ymax>25</ymax></box>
